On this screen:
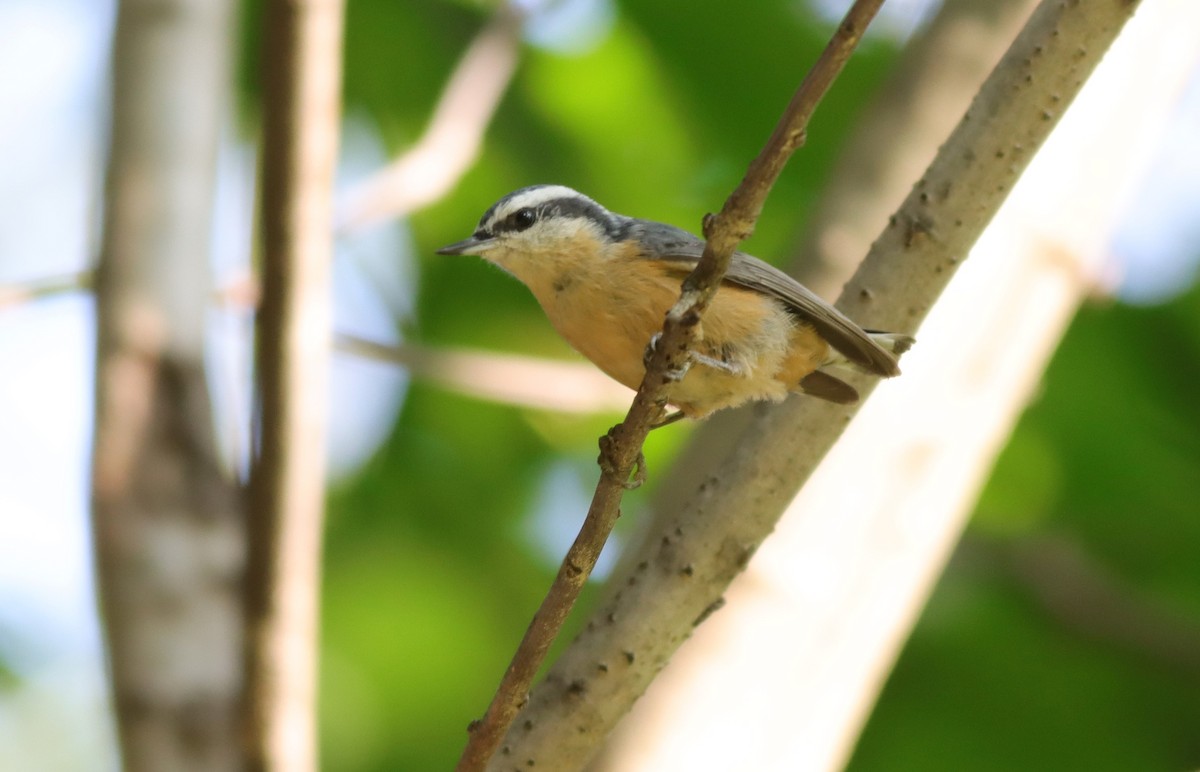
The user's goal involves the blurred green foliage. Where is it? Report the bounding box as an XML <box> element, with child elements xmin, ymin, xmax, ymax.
<box><xmin>236</xmin><ymin>0</ymin><xmax>1200</xmax><ymax>769</ymax></box>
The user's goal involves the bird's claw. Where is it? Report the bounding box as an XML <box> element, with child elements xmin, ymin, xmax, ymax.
<box><xmin>644</xmin><ymin>332</ymin><xmax>691</xmax><ymax>382</ymax></box>
<box><xmin>663</xmin><ymin>360</ymin><xmax>691</xmax><ymax>383</ymax></box>
<box><xmin>651</xmin><ymin>410</ymin><xmax>685</xmax><ymax>429</ymax></box>
<box><xmin>642</xmin><ymin>332</ymin><xmax>661</xmax><ymax>370</ymax></box>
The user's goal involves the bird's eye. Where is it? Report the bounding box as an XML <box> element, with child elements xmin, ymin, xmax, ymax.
<box><xmin>512</xmin><ymin>208</ymin><xmax>536</xmax><ymax>231</ymax></box>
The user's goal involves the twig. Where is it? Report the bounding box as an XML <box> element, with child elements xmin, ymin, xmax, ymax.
<box><xmin>0</xmin><ymin>271</ymin><xmax>92</xmax><ymax>310</ymax></box>
<box><xmin>336</xmin><ymin>6</ymin><xmax>522</xmax><ymax>232</ymax></box>
<box><xmin>968</xmin><ymin>534</ymin><xmax>1200</xmax><ymax>682</ymax></box>
<box><xmin>242</xmin><ymin>0</ymin><xmax>344</xmax><ymax>769</ymax></box>
<box><xmin>337</xmin><ymin>333</ymin><xmax>632</xmax><ymax>413</ymax></box>
<box><xmin>454</xmin><ymin>2</ymin><xmax>885</xmax><ymax>769</ymax></box>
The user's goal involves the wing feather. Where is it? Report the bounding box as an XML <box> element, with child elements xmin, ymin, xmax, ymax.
<box><xmin>627</xmin><ymin>220</ymin><xmax>900</xmax><ymax>376</ymax></box>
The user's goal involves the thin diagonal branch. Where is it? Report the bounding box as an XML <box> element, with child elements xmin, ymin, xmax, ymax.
<box><xmin>454</xmin><ymin>2</ymin><xmax>885</xmax><ymax>770</ymax></box>
<box><xmin>502</xmin><ymin>0</ymin><xmax>1145</xmax><ymax>768</ymax></box>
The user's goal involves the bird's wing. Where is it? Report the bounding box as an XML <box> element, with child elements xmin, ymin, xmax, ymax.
<box><xmin>630</xmin><ymin>221</ymin><xmax>900</xmax><ymax>376</ymax></box>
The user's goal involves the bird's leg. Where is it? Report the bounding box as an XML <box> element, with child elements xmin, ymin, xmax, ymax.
<box><xmin>645</xmin><ymin>334</ymin><xmax>747</xmax><ymax>382</ymax></box>
<box><xmin>689</xmin><ymin>350</ymin><xmax>747</xmax><ymax>376</ymax></box>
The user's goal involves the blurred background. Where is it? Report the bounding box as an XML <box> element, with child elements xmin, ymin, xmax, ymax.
<box><xmin>1</xmin><ymin>0</ymin><xmax>1199</xmax><ymax>769</ymax></box>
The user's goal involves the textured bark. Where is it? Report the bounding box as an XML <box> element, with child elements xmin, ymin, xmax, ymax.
<box><xmin>794</xmin><ymin>0</ymin><xmax>1041</xmax><ymax>296</ymax></box>
<box><xmin>489</xmin><ymin>0</ymin><xmax>1148</xmax><ymax>769</ymax></box>
<box><xmin>91</xmin><ymin>0</ymin><xmax>242</xmax><ymax>770</ymax></box>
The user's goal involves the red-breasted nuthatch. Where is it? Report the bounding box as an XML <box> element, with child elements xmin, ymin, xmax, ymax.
<box><xmin>438</xmin><ymin>185</ymin><xmax>913</xmax><ymax>420</ymax></box>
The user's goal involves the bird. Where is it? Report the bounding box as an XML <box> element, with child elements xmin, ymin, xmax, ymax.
<box><xmin>437</xmin><ymin>184</ymin><xmax>913</xmax><ymax>421</ymax></box>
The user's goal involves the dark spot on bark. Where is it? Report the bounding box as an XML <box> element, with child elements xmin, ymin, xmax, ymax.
<box><xmin>693</xmin><ymin>597</ymin><xmax>727</xmax><ymax>627</ymax></box>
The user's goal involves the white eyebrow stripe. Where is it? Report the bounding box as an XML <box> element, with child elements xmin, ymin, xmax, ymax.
<box><xmin>486</xmin><ymin>185</ymin><xmax>586</xmax><ymax>224</ymax></box>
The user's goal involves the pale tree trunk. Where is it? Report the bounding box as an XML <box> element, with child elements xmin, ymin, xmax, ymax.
<box><xmin>91</xmin><ymin>0</ymin><xmax>242</xmax><ymax>770</ymax></box>
<box><xmin>486</xmin><ymin>0</ymin><xmax>1171</xmax><ymax>768</ymax></box>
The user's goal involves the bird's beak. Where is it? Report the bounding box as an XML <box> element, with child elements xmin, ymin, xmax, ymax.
<box><xmin>436</xmin><ymin>234</ymin><xmax>496</xmax><ymax>256</ymax></box>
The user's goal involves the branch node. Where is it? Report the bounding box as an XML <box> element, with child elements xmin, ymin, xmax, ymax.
<box><xmin>597</xmin><ymin>432</ymin><xmax>647</xmax><ymax>489</ymax></box>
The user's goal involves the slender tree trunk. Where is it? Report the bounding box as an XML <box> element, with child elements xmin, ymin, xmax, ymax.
<box><xmin>242</xmin><ymin>0</ymin><xmax>344</xmax><ymax>769</ymax></box>
<box><xmin>91</xmin><ymin>0</ymin><xmax>242</xmax><ymax>770</ymax></box>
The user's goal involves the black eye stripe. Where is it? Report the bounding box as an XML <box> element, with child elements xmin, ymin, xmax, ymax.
<box><xmin>486</xmin><ymin>207</ymin><xmax>536</xmax><ymax>234</ymax></box>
